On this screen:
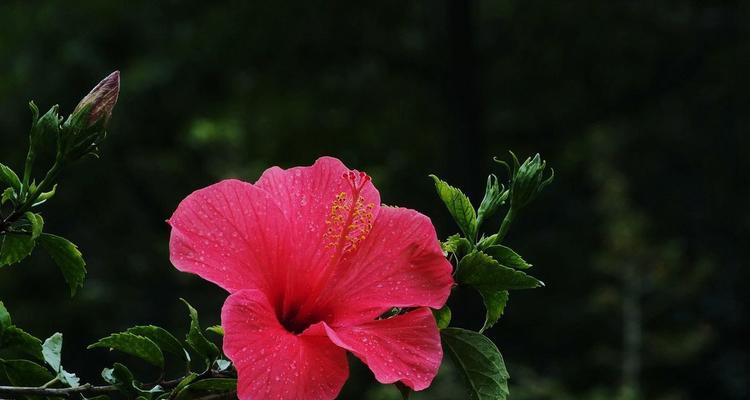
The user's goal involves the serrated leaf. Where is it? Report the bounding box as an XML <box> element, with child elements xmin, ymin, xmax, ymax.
<box><xmin>126</xmin><ymin>325</ymin><xmax>189</xmax><ymax>362</ymax></box>
<box><xmin>430</xmin><ymin>175</ymin><xmax>478</xmax><ymax>241</ymax></box>
<box><xmin>38</xmin><ymin>233</ymin><xmax>86</xmax><ymax>296</ymax></box>
<box><xmin>480</xmin><ymin>290</ymin><xmax>509</xmax><ymax>333</ymax></box>
<box><xmin>0</xmin><ymin>302</ymin><xmax>10</xmax><ymax>333</ymax></box>
<box><xmin>24</xmin><ymin>212</ymin><xmax>44</xmax><ymax>240</ymax></box>
<box><xmin>0</xmin><ymin>232</ymin><xmax>36</xmax><ymax>267</ymax></box>
<box><xmin>175</xmin><ymin>378</ymin><xmax>237</xmax><ymax>400</ymax></box>
<box><xmin>442</xmin><ymin>328</ymin><xmax>510</xmax><ymax>400</ymax></box>
<box><xmin>180</xmin><ymin>299</ymin><xmax>220</xmax><ymax>367</ymax></box>
<box><xmin>457</xmin><ymin>251</ymin><xmax>541</xmax><ymax>331</ymax></box>
<box><xmin>0</xmin><ymin>359</ymin><xmax>55</xmax><ymax>386</ymax></box>
<box><xmin>483</xmin><ymin>245</ymin><xmax>532</xmax><ymax>269</ymax></box>
<box><xmin>0</xmin><ymin>163</ymin><xmax>21</xmax><ymax>192</ymax></box>
<box><xmin>442</xmin><ymin>234</ymin><xmax>472</xmax><ymax>257</ymax></box>
<box><xmin>88</xmin><ymin>333</ymin><xmax>164</xmax><ymax>368</ymax></box>
<box><xmin>42</xmin><ymin>332</ymin><xmax>63</xmax><ymax>372</ymax></box>
<box><xmin>0</xmin><ymin>326</ymin><xmax>44</xmax><ymax>361</ymax></box>
<box><xmin>432</xmin><ymin>305</ymin><xmax>452</xmax><ymax>330</ymax></box>
<box><xmin>458</xmin><ymin>251</ymin><xmax>542</xmax><ymax>290</ymax></box>
<box><xmin>102</xmin><ymin>362</ymin><xmax>134</xmax><ymax>386</ymax></box>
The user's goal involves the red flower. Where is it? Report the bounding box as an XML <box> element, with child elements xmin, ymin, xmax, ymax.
<box><xmin>168</xmin><ymin>157</ymin><xmax>454</xmax><ymax>399</ymax></box>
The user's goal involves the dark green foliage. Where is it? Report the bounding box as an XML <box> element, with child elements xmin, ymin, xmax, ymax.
<box><xmin>442</xmin><ymin>328</ymin><xmax>510</xmax><ymax>400</ymax></box>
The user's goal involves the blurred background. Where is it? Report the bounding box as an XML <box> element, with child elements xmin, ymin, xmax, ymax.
<box><xmin>0</xmin><ymin>1</ymin><xmax>747</xmax><ymax>399</ymax></box>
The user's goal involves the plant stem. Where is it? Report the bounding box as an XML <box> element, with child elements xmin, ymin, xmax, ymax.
<box><xmin>494</xmin><ymin>207</ymin><xmax>516</xmax><ymax>244</ymax></box>
<box><xmin>0</xmin><ymin>370</ymin><xmax>232</xmax><ymax>399</ymax></box>
<box><xmin>40</xmin><ymin>376</ymin><xmax>59</xmax><ymax>389</ymax></box>
<box><xmin>1</xmin><ymin>160</ymin><xmax>63</xmax><ymax>229</ymax></box>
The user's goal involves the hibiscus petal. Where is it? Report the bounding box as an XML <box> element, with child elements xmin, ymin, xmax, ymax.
<box><xmin>256</xmin><ymin>156</ymin><xmax>381</xmax><ymax>317</ymax></box>
<box><xmin>321</xmin><ymin>206</ymin><xmax>454</xmax><ymax>324</ymax></box>
<box><xmin>168</xmin><ymin>179</ymin><xmax>291</xmax><ymax>294</ymax></box>
<box><xmin>223</xmin><ymin>289</ymin><xmax>349</xmax><ymax>400</ymax></box>
<box><xmin>323</xmin><ymin>308</ymin><xmax>442</xmax><ymax>391</ymax></box>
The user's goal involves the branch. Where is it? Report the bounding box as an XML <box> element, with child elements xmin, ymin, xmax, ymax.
<box><xmin>0</xmin><ymin>383</ymin><xmax>117</xmax><ymax>398</ymax></box>
<box><xmin>0</xmin><ymin>370</ymin><xmax>233</xmax><ymax>399</ymax></box>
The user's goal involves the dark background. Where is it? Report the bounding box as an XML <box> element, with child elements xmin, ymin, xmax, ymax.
<box><xmin>1</xmin><ymin>1</ymin><xmax>747</xmax><ymax>399</ymax></box>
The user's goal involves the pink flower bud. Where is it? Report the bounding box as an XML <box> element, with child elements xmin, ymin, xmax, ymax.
<box><xmin>73</xmin><ymin>71</ymin><xmax>120</xmax><ymax>128</ymax></box>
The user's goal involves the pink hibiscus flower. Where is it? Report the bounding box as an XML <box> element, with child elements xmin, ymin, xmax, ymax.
<box><xmin>168</xmin><ymin>157</ymin><xmax>454</xmax><ymax>400</ymax></box>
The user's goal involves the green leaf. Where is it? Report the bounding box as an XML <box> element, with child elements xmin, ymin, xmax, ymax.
<box><xmin>0</xmin><ymin>359</ymin><xmax>55</xmax><ymax>386</ymax></box>
<box><xmin>480</xmin><ymin>290</ymin><xmax>509</xmax><ymax>333</ymax></box>
<box><xmin>215</xmin><ymin>359</ymin><xmax>231</xmax><ymax>372</ymax></box>
<box><xmin>180</xmin><ymin>298</ymin><xmax>220</xmax><ymax>367</ymax></box>
<box><xmin>41</xmin><ymin>332</ymin><xmax>80</xmax><ymax>388</ymax></box>
<box><xmin>0</xmin><ymin>302</ymin><xmax>11</xmax><ymax>334</ymax></box>
<box><xmin>59</xmin><ymin>368</ymin><xmax>80</xmax><ymax>388</ymax></box>
<box><xmin>441</xmin><ymin>328</ymin><xmax>510</xmax><ymax>400</ymax></box>
<box><xmin>476</xmin><ymin>234</ymin><xmax>497</xmax><ymax>250</ymax></box>
<box><xmin>1</xmin><ymin>187</ymin><xmax>16</xmax><ymax>205</ymax></box>
<box><xmin>483</xmin><ymin>245</ymin><xmax>532</xmax><ymax>269</ymax></box>
<box><xmin>0</xmin><ymin>163</ymin><xmax>21</xmax><ymax>192</ymax></box>
<box><xmin>32</xmin><ymin>184</ymin><xmax>57</xmax><ymax>207</ymax></box>
<box><xmin>432</xmin><ymin>305</ymin><xmax>452</xmax><ymax>330</ymax></box>
<box><xmin>457</xmin><ymin>251</ymin><xmax>541</xmax><ymax>331</ymax></box>
<box><xmin>458</xmin><ymin>251</ymin><xmax>542</xmax><ymax>290</ymax></box>
<box><xmin>175</xmin><ymin>378</ymin><xmax>237</xmax><ymax>400</ymax></box>
<box><xmin>38</xmin><ymin>233</ymin><xmax>87</xmax><ymax>296</ymax></box>
<box><xmin>172</xmin><ymin>372</ymin><xmax>199</xmax><ymax>394</ymax></box>
<box><xmin>102</xmin><ymin>362</ymin><xmax>134</xmax><ymax>386</ymax></box>
<box><xmin>42</xmin><ymin>332</ymin><xmax>63</xmax><ymax>372</ymax></box>
<box><xmin>430</xmin><ymin>175</ymin><xmax>477</xmax><ymax>241</ymax></box>
<box><xmin>24</xmin><ymin>212</ymin><xmax>44</xmax><ymax>240</ymax></box>
<box><xmin>126</xmin><ymin>325</ymin><xmax>189</xmax><ymax>362</ymax></box>
<box><xmin>205</xmin><ymin>325</ymin><xmax>224</xmax><ymax>336</ymax></box>
<box><xmin>442</xmin><ymin>234</ymin><xmax>472</xmax><ymax>258</ymax></box>
<box><xmin>0</xmin><ymin>326</ymin><xmax>44</xmax><ymax>361</ymax></box>
<box><xmin>88</xmin><ymin>332</ymin><xmax>164</xmax><ymax>369</ymax></box>
<box><xmin>0</xmin><ymin>232</ymin><xmax>36</xmax><ymax>267</ymax></box>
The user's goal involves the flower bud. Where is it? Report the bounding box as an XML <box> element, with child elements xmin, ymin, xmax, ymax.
<box><xmin>62</xmin><ymin>71</ymin><xmax>120</xmax><ymax>161</ymax></box>
<box><xmin>72</xmin><ymin>70</ymin><xmax>120</xmax><ymax>128</ymax></box>
<box><xmin>508</xmin><ymin>153</ymin><xmax>554</xmax><ymax>210</ymax></box>
<box><xmin>477</xmin><ymin>174</ymin><xmax>507</xmax><ymax>225</ymax></box>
